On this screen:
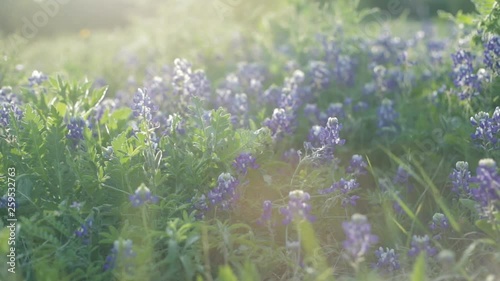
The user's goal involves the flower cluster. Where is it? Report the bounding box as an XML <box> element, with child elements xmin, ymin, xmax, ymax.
<box><xmin>232</xmin><ymin>153</ymin><xmax>259</xmax><ymax>175</ymax></box>
<box><xmin>429</xmin><ymin>213</ymin><xmax>450</xmax><ymax>239</ymax></box>
<box><xmin>483</xmin><ymin>36</ymin><xmax>500</xmax><ymax>74</ymax></box>
<box><xmin>449</xmin><ymin>161</ymin><xmax>471</xmax><ymax>196</ymax></box>
<box><xmin>307</xmin><ymin>117</ymin><xmax>345</xmax><ymax>160</ymax></box>
<box><xmin>257</xmin><ymin>200</ymin><xmax>273</xmax><ymax>226</ymax></box>
<box><xmin>66</xmin><ymin>117</ymin><xmax>87</xmax><ymax>143</ymax></box>
<box><xmin>172</xmin><ymin>58</ymin><xmax>210</xmax><ymax>99</ymax></box>
<box><xmin>470</xmin><ymin>107</ymin><xmax>500</xmax><ymax>148</ymax></box>
<box><xmin>346</xmin><ymin>154</ymin><xmax>367</xmax><ymax>176</ymax></box>
<box><xmin>28</xmin><ymin>70</ymin><xmax>48</xmax><ymax>86</ymax></box>
<box><xmin>263</xmin><ymin>107</ymin><xmax>295</xmax><ymax>140</ymax></box>
<box><xmin>75</xmin><ymin>218</ymin><xmax>93</xmax><ymax>244</ymax></box>
<box><xmin>103</xmin><ymin>239</ymin><xmax>136</xmax><ymax>272</ymax></box>
<box><xmin>207</xmin><ymin>173</ymin><xmax>240</xmax><ymax>211</ymax></box>
<box><xmin>451</xmin><ymin>50</ymin><xmax>483</xmax><ymax>100</ymax></box>
<box><xmin>280</xmin><ymin>190</ymin><xmax>315</xmax><ymax>225</ymax></box>
<box><xmin>129</xmin><ymin>183</ymin><xmax>159</xmax><ymax>207</ymax></box>
<box><xmin>470</xmin><ymin>159</ymin><xmax>500</xmax><ymax>220</ymax></box>
<box><xmin>377</xmin><ymin>98</ymin><xmax>399</xmax><ymax>131</ymax></box>
<box><xmin>342</xmin><ymin>214</ymin><xmax>379</xmax><ymax>261</ymax></box>
<box><xmin>132</xmin><ymin>88</ymin><xmax>158</xmax><ymax>122</ymax></box>
<box><xmin>408</xmin><ymin>235</ymin><xmax>437</xmax><ymax>258</ymax></box>
<box><xmin>373</xmin><ymin>247</ymin><xmax>400</xmax><ymax>273</ymax></box>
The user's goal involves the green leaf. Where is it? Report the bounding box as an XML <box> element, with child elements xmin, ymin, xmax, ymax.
<box><xmin>475</xmin><ymin>219</ymin><xmax>496</xmax><ymax>238</ymax></box>
<box><xmin>471</xmin><ymin>0</ymin><xmax>495</xmax><ymax>15</ymax></box>
<box><xmin>459</xmin><ymin>199</ymin><xmax>478</xmax><ymax>213</ymax></box>
<box><xmin>411</xmin><ymin>253</ymin><xmax>427</xmax><ymax>281</ymax></box>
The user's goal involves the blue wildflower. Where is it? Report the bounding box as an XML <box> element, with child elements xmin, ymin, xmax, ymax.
<box><xmin>129</xmin><ymin>183</ymin><xmax>159</xmax><ymax>207</ymax></box>
<box><xmin>408</xmin><ymin>235</ymin><xmax>437</xmax><ymax>258</ymax></box>
<box><xmin>449</xmin><ymin>161</ymin><xmax>471</xmax><ymax>196</ymax></box>
<box><xmin>233</xmin><ymin>153</ymin><xmax>259</xmax><ymax>175</ymax></box>
<box><xmin>103</xmin><ymin>239</ymin><xmax>136</xmax><ymax>272</ymax></box>
<box><xmin>66</xmin><ymin>117</ymin><xmax>86</xmax><ymax>142</ymax></box>
<box><xmin>346</xmin><ymin>154</ymin><xmax>368</xmax><ymax>176</ymax></box>
<box><xmin>373</xmin><ymin>247</ymin><xmax>400</xmax><ymax>273</ymax></box>
<box><xmin>377</xmin><ymin>99</ymin><xmax>399</xmax><ymax>132</ymax></box>
<box><xmin>207</xmin><ymin>173</ymin><xmax>240</xmax><ymax>211</ymax></box>
<box><xmin>342</xmin><ymin>214</ymin><xmax>378</xmax><ymax>261</ymax></box>
<box><xmin>280</xmin><ymin>190</ymin><xmax>315</xmax><ymax>225</ymax></box>
<box><xmin>28</xmin><ymin>70</ymin><xmax>48</xmax><ymax>86</ymax></box>
<box><xmin>470</xmin><ymin>107</ymin><xmax>500</xmax><ymax>148</ymax></box>
<box><xmin>470</xmin><ymin>159</ymin><xmax>500</xmax><ymax>219</ymax></box>
<box><xmin>257</xmin><ymin>200</ymin><xmax>273</xmax><ymax>226</ymax></box>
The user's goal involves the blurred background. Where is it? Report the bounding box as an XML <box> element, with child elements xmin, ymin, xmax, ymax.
<box><xmin>0</xmin><ymin>0</ymin><xmax>476</xmax><ymax>38</ymax></box>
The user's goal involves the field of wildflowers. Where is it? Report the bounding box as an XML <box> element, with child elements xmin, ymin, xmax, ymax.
<box><xmin>0</xmin><ymin>0</ymin><xmax>499</xmax><ymax>280</ymax></box>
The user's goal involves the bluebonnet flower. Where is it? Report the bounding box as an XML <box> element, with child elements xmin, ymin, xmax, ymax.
<box><xmin>75</xmin><ymin>218</ymin><xmax>93</xmax><ymax>244</ymax></box>
<box><xmin>332</xmin><ymin>54</ymin><xmax>357</xmax><ymax>87</ymax></box>
<box><xmin>207</xmin><ymin>173</ymin><xmax>240</xmax><ymax>211</ymax></box>
<box><xmin>319</xmin><ymin>178</ymin><xmax>359</xmax><ymax>195</ymax></box>
<box><xmin>470</xmin><ymin>107</ymin><xmax>500</xmax><ymax>148</ymax></box>
<box><xmin>308</xmin><ymin>60</ymin><xmax>331</xmax><ymax>90</ymax></box>
<box><xmin>483</xmin><ymin>36</ymin><xmax>500</xmax><ymax>74</ymax></box>
<box><xmin>342</xmin><ymin>214</ymin><xmax>378</xmax><ymax>261</ymax></box>
<box><xmin>257</xmin><ymin>200</ymin><xmax>273</xmax><ymax>226</ymax></box>
<box><xmin>451</xmin><ymin>50</ymin><xmax>481</xmax><ymax>100</ymax></box>
<box><xmin>172</xmin><ymin>58</ymin><xmax>211</xmax><ymax>99</ymax></box>
<box><xmin>341</xmin><ymin>195</ymin><xmax>361</xmax><ymax>207</ymax></box>
<box><xmin>470</xmin><ymin>159</ymin><xmax>500</xmax><ymax>219</ymax></box>
<box><xmin>131</xmin><ymin>88</ymin><xmax>157</xmax><ymax>122</ymax></box>
<box><xmin>66</xmin><ymin>117</ymin><xmax>86</xmax><ymax>142</ymax></box>
<box><xmin>346</xmin><ymin>154</ymin><xmax>368</xmax><ymax>176</ymax></box>
<box><xmin>280</xmin><ymin>190</ymin><xmax>315</xmax><ymax>225</ymax></box>
<box><xmin>191</xmin><ymin>194</ymin><xmax>209</xmax><ymax>220</ymax></box>
<box><xmin>262</xmin><ymin>85</ymin><xmax>282</xmax><ymax>107</ymax></box>
<box><xmin>449</xmin><ymin>161</ymin><xmax>471</xmax><ymax>196</ymax></box>
<box><xmin>103</xmin><ymin>239</ymin><xmax>136</xmax><ymax>272</ymax></box>
<box><xmin>263</xmin><ymin>108</ymin><xmax>295</xmax><ymax>140</ymax></box>
<box><xmin>408</xmin><ymin>235</ymin><xmax>437</xmax><ymax>257</ymax></box>
<box><xmin>307</xmin><ymin>117</ymin><xmax>345</xmax><ymax>160</ymax></box>
<box><xmin>373</xmin><ymin>247</ymin><xmax>400</xmax><ymax>273</ymax></box>
<box><xmin>393</xmin><ymin>166</ymin><xmax>410</xmax><ymax>185</ymax></box>
<box><xmin>28</xmin><ymin>70</ymin><xmax>48</xmax><ymax>86</ymax></box>
<box><xmin>377</xmin><ymin>99</ymin><xmax>399</xmax><ymax>131</ymax></box>
<box><xmin>233</xmin><ymin>153</ymin><xmax>259</xmax><ymax>175</ymax></box>
<box><xmin>0</xmin><ymin>87</ymin><xmax>23</xmax><ymax>128</ymax></box>
<box><xmin>429</xmin><ymin>213</ymin><xmax>450</xmax><ymax>240</ymax></box>
<box><xmin>129</xmin><ymin>183</ymin><xmax>159</xmax><ymax>207</ymax></box>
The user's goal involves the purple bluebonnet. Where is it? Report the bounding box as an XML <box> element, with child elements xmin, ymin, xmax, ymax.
<box><xmin>263</xmin><ymin>108</ymin><xmax>295</xmax><ymax>140</ymax></box>
<box><xmin>346</xmin><ymin>154</ymin><xmax>368</xmax><ymax>176</ymax></box>
<box><xmin>282</xmin><ymin>148</ymin><xmax>301</xmax><ymax>166</ymax></box>
<box><xmin>451</xmin><ymin>50</ymin><xmax>482</xmax><ymax>100</ymax></box>
<box><xmin>0</xmin><ymin>87</ymin><xmax>23</xmax><ymax>128</ymax></box>
<box><xmin>28</xmin><ymin>70</ymin><xmax>48</xmax><ymax>86</ymax></box>
<box><xmin>103</xmin><ymin>239</ymin><xmax>136</xmax><ymax>272</ymax></box>
<box><xmin>233</xmin><ymin>153</ymin><xmax>259</xmax><ymax>175</ymax></box>
<box><xmin>129</xmin><ymin>183</ymin><xmax>159</xmax><ymax>207</ymax></box>
<box><xmin>66</xmin><ymin>117</ymin><xmax>86</xmax><ymax>142</ymax></box>
<box><xmin>308</xmin><ymin>60</ymin><xmax>331</xmax><ymax>90</ymax></box>
<box><xmin>341</xmin><ymin>195</ymin><xmax>361</xmax><ymax>207</ymax></box>
<box><xmin>342</xmin><ymin>214</ymin><xmax>379</xmax><ymax>261</ymax></box>
<box><xmin>449</xmin><ymin>161</ymin><xmax>471</xmax><ymax>196</ymax></box>
<box><xmin>377</xmin><ymin>99</ymin><xmax>399</xmax><ymax>131</ymax></box>
<box><xmin>207</xmin><ymin>173</ymin><xmax>240</xmax><ymax>211</ymax></box>
<box><xmin>172</xmin><ymin>58</ymin><xmax>211</xmax><ymax>99</ymax></box>
<box><xmin>470</xmin><ymin>107</ymin><xmax>500</xmax><ymax>148</ymax></box>
<box><xmin>307</xmin><ymin>117</ymin><xmax>345</xmax><ymax>160</ymax></box>
<box><xmin>429</xmin><ymin>213</ymin><xmax>450</xmax><ymax>240</ymax></box>
<box><xmin>319</xmin><ymin>178</ymin><xmax>359</xmax><ymax>195</ymax></box>
<box><xmin>408</xmin><ymin>235</ymin><xmax>437</xmax><ymax>258</ymax></box>
<box><xmin>75</xmin><ymin>218</ymin><xmax>93</xmax><ymax>244</ymax></box>
<box><xmin>332</xmin><ymin>54</ymin><xmax>357</xmax><ymax>87</ymax></box>
<box><xmin>257</xmin><ymin>200</ymin><xmax>273</xmax><ymax>226</ymax></box>
<box><xmin>280</xmin><ymin>190</ymin><xmax>315</xmax><ymax>225</ymax></box>
<box><xmin>483</xmin><ymin>36</ymin><xmax>500</xmax><ymax>74</ymax></box>
<box><xmin>191</xmin><ymin>194</ymin><xmax>209</xmax><ymax>220</ymax></box>
<box><xmin>393</xmin><ymin>166</ymin><xmax>410</xmax><ymax>184</ymax></box>
<box><xmin>373</xmin><ymin>247</ymin><xmax>400</xmax><ymax>273</ymax></box>
<box><xmin>470</xmin><ymin>159</ymin><xmax>500</xmax><ymax>219</ymax></box>
<box><xmin>132</xmin><ymin>88</ymin><xmax>158</xmax><ymax>122</ymax></box>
